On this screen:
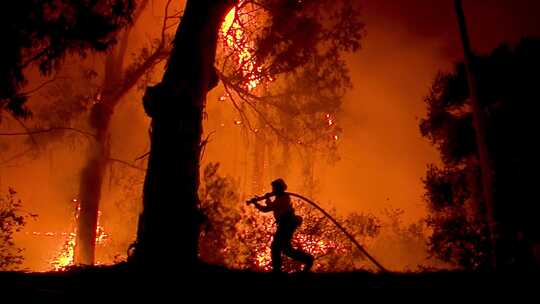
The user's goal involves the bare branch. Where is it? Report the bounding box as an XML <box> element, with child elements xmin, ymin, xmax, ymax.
<box><xmin>108</xmin><ymin>157</ymin><xmax>145</xmax><ymax>171</ymax></box>
<box><xmin>0</xmin><ymin>147</ymin><xmax>34</xmax><ymax>167</ymax></box>
<box><xmin>223</xmin><ymin>84</ymin><xmax>257</xmax><ymax>133</ymax></box>
<box><xmin>113</xmin><ymin>1</ymin><xmax>175</xmax><ymax>103</ymax></box>
<box><xmin>161</xmin><ymin>0</ymin><xmax>175</xmax><ymax>44</ymax></box>
<box><xmin>223</xmin><ymin>81</ymin><xmax>298</xmax><ymax>146</ymax></box>
<box><xmin>199</xmin><ymin>130</ymin><xmax>216</xmax><ymax>161</ymax></box>
<box><xmin>134</xmin><ymin>151</ymin><xmax>150</xmax><ymax>161</ymax></box>
<box><xmin>21</xmin><ymin>45</ymin><xmax>52</xmax><ymax>69</ymax></box>
<box><xmin>0</xmin><ymin>127</ymin><xmax>96</xmax><ymax>139</ymax></box>
<box><xmin>13</xmin><ymin>116</ymin><xmax>39</xmax><ymax>149</ymax></box>
<box><xmin>19</xmin><ymin>73</ymin><xmax>69</xmax><ymax>96</ymax></box>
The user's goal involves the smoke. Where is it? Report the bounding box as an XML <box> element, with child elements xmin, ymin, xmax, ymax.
<box><xmin>203</xmin><ymin>0</ymin><xmax>540</xmax><ymax>270</ymax></box>
<box><xmin>2</xmin><ymin>0</ymin><xmax>539</xmax><ymax>271</ymax></box>
<box><xmin>0</xmin><ymin>0</ymin><xmax>178</xmax><ymax>270</ymax></box>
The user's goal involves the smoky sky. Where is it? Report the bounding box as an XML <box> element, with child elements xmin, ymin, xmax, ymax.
<box><xmin>359</xmin><ymin>0</ymin><xmax>540</xmax><ymax>58</ymax></box>
<box><xmin>6</xmin><ymin>0</ymin><xmax>540</xmax><ymax>270</ymax></box>
<box><xmin>308</xmin><ymin>0</ymin><xmax>540</xmax><ymax>222</ymax></box>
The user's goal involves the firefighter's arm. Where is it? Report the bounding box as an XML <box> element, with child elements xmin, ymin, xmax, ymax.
<box><xmin>253</xmin><ymin>198</ymin><xmax>273</xmax><ymax>212</ymax></box>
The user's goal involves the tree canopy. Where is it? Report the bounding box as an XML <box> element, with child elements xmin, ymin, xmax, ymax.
<box><xmin>1</xmin><ymin>0</ymin><xmax>135</xmax><ymax>118</ymax></box>
<box><xmin>420</xmin><ymin>37</ymin><xmax>540</xmax><ymax>270</ymax></box>
<box><xmin>217</xmin><ymin>0</ymin><xmax>363</xmax><ymax>159</ymax></box>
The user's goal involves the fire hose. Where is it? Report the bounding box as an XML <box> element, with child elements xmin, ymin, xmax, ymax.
<box><xmin>247</xmin><ymin>192</ymin><xmax>389</xmax><ymax>273</ymax></box>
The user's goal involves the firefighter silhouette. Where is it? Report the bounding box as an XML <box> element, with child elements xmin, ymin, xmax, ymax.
<box><xmin>248</xmin><ymin>178</ymin><xmax>314</xmax><ymax>272</ymax></box>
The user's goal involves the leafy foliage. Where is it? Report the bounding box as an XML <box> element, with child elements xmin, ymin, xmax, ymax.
<box><xmin>0</xmin><ymin>0</ymin><xmax>135</xmax><ymax>118</ymax></box>
<box><xmin>198</xmin><ymin>163</ymin><xmax>381</xmax><ymax>272</ymax></box>
<box><xmin>0</xmin><ymin>188</ymin><xmax>37</xmax><ymax>270</ymax></box>
<box><xmin>420</xmin><ymin>38</ymin><xmax>540</xmax><ymax>270</ymax></box>
<box><xmin>217</xmin><ymin>0</ymin><xmax>364</xmax><ymax>161</ymax></box>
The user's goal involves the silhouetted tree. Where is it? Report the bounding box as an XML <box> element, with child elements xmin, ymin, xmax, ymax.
<box><xmin>420</xmin><ymin>38</ymin><xmax>540</xmax><ymax>271</ymax></box>
<box><xmin>75</xmin><ymin>0</ymin><xmax>163</xmax><ymax>265</ymax></box>
<box><xmin>0</xmin><ymin>1</ymin><xmax>176</xmax><ymax>265</ymax></box>
<box><xmin>132</xmin><ymin>0</ymin><xmax>363</xmax><ymax>270</ymax></box>
<box><xmin>131</xmin><ymin>0</ymin><xmax>237</xmax><ymax>269</ymax></box>
<box><xmin>217</xmin><ymin>1</ymin><xmax>359</xmax><ymax>194</ymax></box>
<box><xmin>0</xmin><ymin>0</ymin><xmax>135</xmax><ymax>119</ymax></box>
<box><xmin>0</xmin><ymin>188</ymin><xmax>36</xmax><ymax>270</ymax></box>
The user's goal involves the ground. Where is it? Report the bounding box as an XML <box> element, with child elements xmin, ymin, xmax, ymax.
<box><xmin>0</xmin><ymin>262</ymin><xmax>536</xmax><ymax>302</ymax></box>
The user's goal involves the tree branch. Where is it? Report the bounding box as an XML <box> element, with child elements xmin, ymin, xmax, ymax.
<box><xmin>19</xmin><ymin>73</ymin><xmax>69</xmax><ymax>96</ymax></box>
<box><xmin>108</xmin><ymin>157</ymin><xmax>145</xmax><ymax>171</ymax></box>
<box><xmin>13</xmin><ymin>116</ymin><xmax>39</xmax><ymax>149</ymax></box>
<box><xmin>199</xmin><ymin>130</ymin><xmax>216</xmax><ymax>161</ymax></box>
<box><xmin>0</xmin><ymin>127</ymin><xmax>96</xmax><ymax>139</ymax></box>
<box><xmin>134</xmin><ymin>151</ymin><xmax>150</xmax><ymax>161</ymax></box>
<box><xmin>110</xmin><ymin>0</ymin><xmax>175</xmax><ymax>103</ymax></box>
<box><xmin>0</xmin><ymin>148</ymin><xmax>34</xmax><ymax>167</ymax></box>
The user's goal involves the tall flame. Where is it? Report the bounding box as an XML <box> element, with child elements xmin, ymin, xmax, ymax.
<box><xmin>44</xmin><ymin>198</ymin><xmax>110</xmax><ymax>271</ymax></box>
<box><xmin>221</xmin><ymin>4</ymin><xmax>264</xmax><ymax>91</ymax></box>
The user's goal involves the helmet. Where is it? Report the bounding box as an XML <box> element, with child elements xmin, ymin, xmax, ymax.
<box><xmin>271</xmin><ymin>178</ymin><xmax>287</xmax><ymax>192</ymax></box>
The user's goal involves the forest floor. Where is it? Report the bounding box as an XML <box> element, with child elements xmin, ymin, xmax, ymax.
<box><xmin>0</xmin><ymin>262</ymin><xmax>537</xmax><ymax>302</ymax></box>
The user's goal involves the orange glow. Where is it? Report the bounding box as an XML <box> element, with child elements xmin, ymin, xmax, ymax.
<box><xmin>40</xmin><ymin>198</ymin><xmax>111</xmax><ymax>271</ymax></box>
<box><xmin>51</xmin><ymin>232</ymin><xmax>76</xmax><ymax>271</ymax></box>
<box><xmin>326</xmin><ymin>113</ymin><xmax>335</xmax><ymax>126</ymax></box>
<box><xmin>5</xmin><ymin>0</ymin><xmax>463</xmax><ymax>272</ymax></box>
<box><xmin>220</xmin><ymin>3</ymin><xmax>265</xmax><ymax>91</ymax></box>
<box><xmin>222</xmin><ymin>7</ymin><xmax>236</xmax><ymax>38</ymax></box>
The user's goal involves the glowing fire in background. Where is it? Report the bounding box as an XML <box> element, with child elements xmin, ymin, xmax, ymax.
<box><xmin>221</xmin><ymin>5</ymin><xmax>340</xmax><ymax>144</ymax></box>
<box><xmin>326</xmin><ymin>113</ymin><xmax>334</xmax><ymax>126</ymax></box>
<box><xmin>249</xmin><ymin>229</ymin><xmax>336</xmax><ymax>272</ymax></box>
<box><xmin>230</xmin><ymin>201</ymin><xmax>343</xmax><ymax>273</ymax></box>
<box><xmin>51</xmin><ymin>232</ymin><xmax>76</xmax><ymax>271</ymax></box>
<box><xmin>221</xmin><ymin>3</ymin><xmax>267</xmax><ymax>91</ymax></box>
<box><xmin>27</xmin><ymin>197</ymin><xmax>111</xmax><ymax>271</ymax></box>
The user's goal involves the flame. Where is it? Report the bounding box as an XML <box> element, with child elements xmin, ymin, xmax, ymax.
<box><xmin>326</xmin><ymin>113</ymin><xmax>335</xmax><ymax>126</ymax></box>
<box><xmin>249</xmin><ymin>234</ymin><xmax>334</xmax><ymax>272</ymax></box>
<box><xmin>94</xmin><ymin>211</ymin><xmax>110</xmax><ymax>245</ymax></box>
<box><xmin>27</xmin><ymin>197</ymin><xmax>112</xmax><ymax>271</ymax></box>
<box><xmin>222</xmin><ymin>7</ymin><xmax>236</xmax><ymax>37</ymax></box>
<box><xmin>51</xmin><ymin>232</ymin><xmax>76</xmax><ymax>271</ymax></box>
<box><xmin>221</xmin><ymin>3</ymin><xmax>265</xmax><ymax>91</ymax></box>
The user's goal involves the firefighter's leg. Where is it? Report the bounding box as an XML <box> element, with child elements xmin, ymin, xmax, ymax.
<box><xmin>271</xmin><ymin>228</ymin><xmax>285</xmax><ymax>272</ymax></box>
<box><xmin>282</xmin><ymin>226</ymin><xmax>314</xmax><ymax>271</ymax></box>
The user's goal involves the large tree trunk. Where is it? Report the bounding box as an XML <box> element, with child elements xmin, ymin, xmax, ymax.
<box><xmin>132</xmin><ymin>0</ymin><xmax>235</xmax><ymax>269</ymax></box>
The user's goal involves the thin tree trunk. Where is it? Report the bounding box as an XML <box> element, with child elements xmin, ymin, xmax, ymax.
<box><xmin>76</xmin><ymin>43</ymin><xmax>124</xmax><ymax>265</ymax></box>
<box><xmin>454</xmin><ymin>0</ymin><xmax>499</xmax><ymax>269</ymax></box>
<box><xmin>301</xmin><ymin>148</ymin><xmax>315</xmax><ymax>197</ymax></box>
<box><xmin>252</xmin><ymin>128</ymin><xmax>266</xmax><ymax>194</ymax></box>
<box><xmin>76</xmin><ymin>107</ymin><xmax>111</xmax><ymax>265</ymax></box>
<box><xmin>133</xmin><ymin>0</ymin><xmax>236</xmax><ymax>269</ymax></box>
<box><xmin>76</xmin><ymin>0</ymin><xmax>152</xmax><ymax>264</ymax></box>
